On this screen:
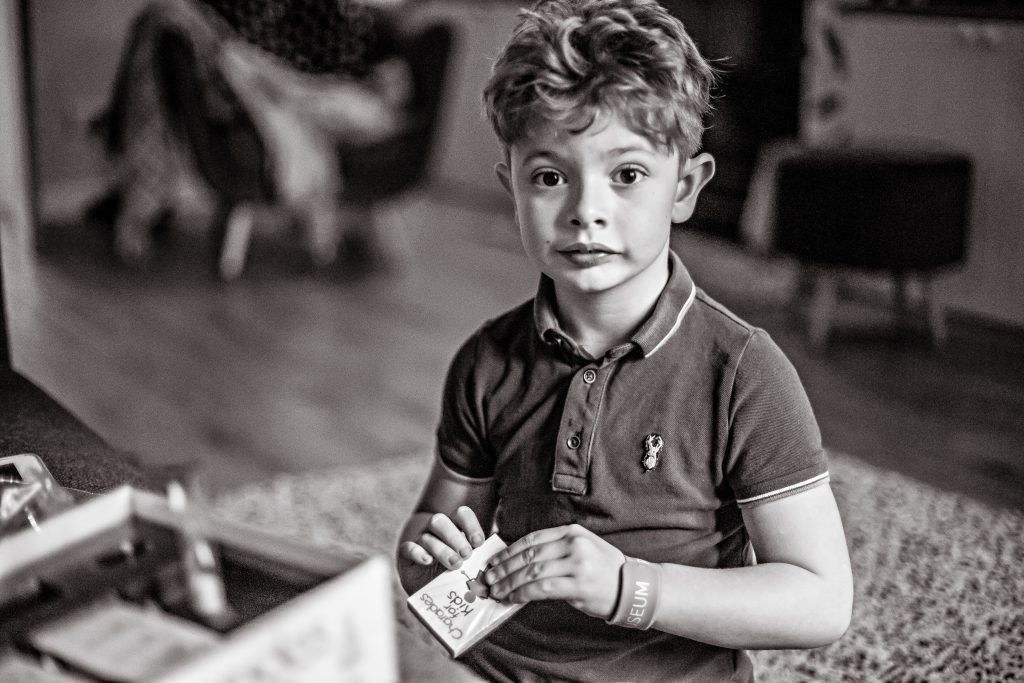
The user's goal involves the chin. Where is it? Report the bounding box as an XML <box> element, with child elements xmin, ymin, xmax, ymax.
<box><xmin>554</xmin><ymin>270</ymin><xmax>629</xmax><ymax>295</ymax></box>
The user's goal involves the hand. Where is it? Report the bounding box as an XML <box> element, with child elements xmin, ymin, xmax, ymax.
<box><xmin>398</xmin><ymin>506</ymin><xmax>488</xmax><ymax>572</ymax></box>
<box><xmin>481</xmin><ymin>524</ymin><xmax>625</xmax><ymax>620</ymax></box>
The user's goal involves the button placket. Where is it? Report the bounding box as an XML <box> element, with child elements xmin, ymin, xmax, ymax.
<box><xmin>551</xmin><ymin>363</ymin><xmax>613</xmax><ymax>495</ymax></box>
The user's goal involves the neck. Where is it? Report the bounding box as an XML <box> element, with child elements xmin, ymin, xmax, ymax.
<box><xmin>555</xmin><ymin>251</ymin><xmax>670</xmax><ymax>358</ymax></box>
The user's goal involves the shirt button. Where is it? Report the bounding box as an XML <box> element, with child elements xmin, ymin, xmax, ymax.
<box><xmin>582</xmin><ymin>369</ymin><xmax>597</xmax><ymax>384</ymax></box>
<box><xmin>566</xmin><ymin>434</ymin><xmax>582</xmax><ymax>449</ymax></box>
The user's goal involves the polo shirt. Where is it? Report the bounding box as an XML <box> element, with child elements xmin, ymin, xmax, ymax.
<box><xmin>436</xmin><ymin>250</ymin><xmax>829</xmax><ymax>682</ymax></box>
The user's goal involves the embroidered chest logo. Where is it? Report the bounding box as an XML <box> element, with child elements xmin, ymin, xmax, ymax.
<box><xmin>641</xmin><ymin>433</ymin><xmax>664</xmax><ymax>472</ymax></box>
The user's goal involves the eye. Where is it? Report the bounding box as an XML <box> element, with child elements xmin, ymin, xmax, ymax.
<box><xmin>613</xmin><ymin>165</ymin><xmax>647</xmax><ymax>186</ymax></box>
<box><xmin>531</xmin><ymin>169</ymin><xmax>565</xmax><ymax>187</ymax></box>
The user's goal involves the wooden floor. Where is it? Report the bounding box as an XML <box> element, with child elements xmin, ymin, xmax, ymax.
<box><xmin>5</xmin><ymin>186</ymin><xmax>1023</xmax><ymax>509</ymax></box>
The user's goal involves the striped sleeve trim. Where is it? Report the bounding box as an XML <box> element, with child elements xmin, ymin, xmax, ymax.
<box><xmin>735</xmin><ymin>471</ymin><xmax>830</xmax><ymax>508</ymax></box>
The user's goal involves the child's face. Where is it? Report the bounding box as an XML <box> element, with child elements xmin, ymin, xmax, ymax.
<box><xmin>496</xmin><ymin>113</ymin><xmax>713</xmax><ymax>300</ymax></box>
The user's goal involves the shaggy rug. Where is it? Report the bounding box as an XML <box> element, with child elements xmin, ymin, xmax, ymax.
<box><xmin>212</xmin><ymin>451</ymin><xmax>1024</xmax><ymax>682</ymax></box>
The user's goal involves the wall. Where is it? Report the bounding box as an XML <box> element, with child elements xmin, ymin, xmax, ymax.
<box><xmin>411</xmin><ymin>1</ymin><xmax>520</xmax><ymax>201</ymax></box>
<box><xmin>0</xmin><ymin>0</ymin><xmax>23</xmax><ymax>361</ymax></box>
<box><xmin>0</xmin><ymin>0</ymin><xmax>30</xmax><ymax>241</ymax></box>
<box><xmin>1</xmin><ymin>0</ymin><xmax>32</xmax><ymax>362</ymax></box>
<box><xmin>27</xmin><ymin>0</ymin><xmax>150</xmax><ymax>220</ymax></box>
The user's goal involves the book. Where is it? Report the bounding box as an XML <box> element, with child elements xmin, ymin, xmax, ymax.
<box><xmin>406</xmin><ymin>534</ymin><xmax>524</xmax><ymax>658</ymax></box>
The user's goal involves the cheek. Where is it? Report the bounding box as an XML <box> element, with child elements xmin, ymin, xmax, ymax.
<box><xmin>515</xmin><ymin>198</ymin><xmax>556</xmax><ymax>234</ymax></box>
<box><xmin>518</xmin><ymin>225</ymin><xmax>550</xmax><ymax>255</ymax></box>
<box><xmin>648</xmin><ymin>191</ymin><xmax>680</xmax><ymax>230</ymax></box>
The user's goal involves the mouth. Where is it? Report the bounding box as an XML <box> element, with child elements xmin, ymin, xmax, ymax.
<box><xmin>558</xmin><ymin>242</ymin><xmax>617</xmax><ymax>256</ymax></box>
<box><xmin>557</xmin><ymin>243</ymin><xmax>618</xmax><ymax>267</ymax></box>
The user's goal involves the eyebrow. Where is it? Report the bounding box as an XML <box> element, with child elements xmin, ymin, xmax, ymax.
<box><xmin>520</xmin><ymin>145</ymin><xmax>655</xmax><ymax>165</ymax></box>
<box><xmin>608</xmin><ymin>145</ymin><xmax>656</xmax><ymax>157</ymax></box>
<box><xmin>521</xmin><ymin>149</ymin><xmax>559</xmax><ymax>165</ymax></box>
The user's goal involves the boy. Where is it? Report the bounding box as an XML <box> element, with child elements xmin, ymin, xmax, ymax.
<box><xmin>397</xmin><ymin>1</ymin><xmax>852</xmax><ymax>680</ymax></box>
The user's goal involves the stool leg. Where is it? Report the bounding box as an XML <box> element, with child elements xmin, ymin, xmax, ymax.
<box><xmin>789</xmin><ymin>264</ymin><xmax>816</xmax><ymax>328</ymax></box>
<box><xmin>922</xmin><ymin>276</ymin><xmax>947</xmax><ymax>348</ymax></box>
<box><xmin>793</xmin><ymin>263</ymin><xmax>817</xmax><ymax>305</ymax></box>
<box><xmin>893</xmin><ymin>271</ymin><xmax>909</xmax><ymax>316</ymax></box>
<box><xmin>808</xmin><ymin>270</ymin><xmax>837</xmax><ymax>350</ymax></box>
<box><xmin>891</xmin><ymin>270</ymin><xmax>912</xmax><ymax>335</ymax></box>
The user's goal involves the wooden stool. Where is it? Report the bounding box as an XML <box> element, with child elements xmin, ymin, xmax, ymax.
<box><xmin>773</xmin><ymin>144</ymin><xmax>972</xmax><ymax>349</ymax></box>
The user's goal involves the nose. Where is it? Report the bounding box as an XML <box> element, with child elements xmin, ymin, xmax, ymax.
<box><xmin>568</xmin><ymin>176</ymin><xmax>608</xmax><ymax>229</ymax></box>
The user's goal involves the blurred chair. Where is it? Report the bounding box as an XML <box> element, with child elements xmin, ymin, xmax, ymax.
<box><xmin>769</xmin><ymin>142</ymin><xmax>972</xmax><ymax>348</ymax></box>
<box><xmin>157</xmin><ymin>6</ymin><xmax>454</xmax><ymax>279</ymax></box>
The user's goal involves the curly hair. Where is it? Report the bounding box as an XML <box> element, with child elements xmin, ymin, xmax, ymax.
<box><xmin>483</xmin><ymin>0</ymin><xmax>716</xmax><ymax>158</ymax></box>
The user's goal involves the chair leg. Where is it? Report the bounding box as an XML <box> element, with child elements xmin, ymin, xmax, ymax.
<box><xmin>306</xmin><ymin>201</ymin><xmax>340</xmax><ymax>269</ymax></box>
<box><xmin>219</xmin><ymin>203</ymin><xmax>255</xmax><ymax>281</ymax></box>
<box><xmin>808</xmin><ymin>270</ymin><xmax>837</xmax><ymax>350</ymax></box>
<box><xmin>114</xmin><ymin>182</ymin><xmax>170</xmax><ymax>266</ymax></box>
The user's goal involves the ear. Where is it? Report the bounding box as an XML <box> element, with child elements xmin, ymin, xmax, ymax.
<box><xmin>671</xmin><ymin>153</ymin><xmax>715</xmax><ymax>224</ymax></box>
<box><xmin>495</xmin><ymin>161</ymin><xmax>513</xmax><ymax>196</ymax></box>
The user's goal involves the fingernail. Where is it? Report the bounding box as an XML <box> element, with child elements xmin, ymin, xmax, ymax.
<box><xmin>447</xmin><ymin>554</ymin><xmax>462</xmax><ymax>568</ymax></box>
<box><xmin>470</xmin><ymin>533</ymin><xmax>485</xmax><ymax>547</ymax></box>
<box><xmin>460</xmin><ymin>545</ymin><xmax>472</xmax><ymax>558</ymax></box>
<box><xmin>419</xmin><ymin>552</ymin><xmax>432</xmax><ymax>565</ymax></box>
<box><xmin>485</xmin><ymin>570</ymin><xmax>497</xmax><ymax>584</ymax></box>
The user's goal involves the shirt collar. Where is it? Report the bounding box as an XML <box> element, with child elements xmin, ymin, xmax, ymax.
<box><xmin>533</xmin><ymin>249</ymin><xmax>697</xmax><ymax>359</ymax></box>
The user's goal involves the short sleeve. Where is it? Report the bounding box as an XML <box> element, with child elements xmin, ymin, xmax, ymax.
<box><xmin>725</xmin><ymin>330</ymin><xmax>828</xmax><ymax>508</ymax></box>
<box><xmin>435</xmin><ymin>331</ymin><xmax>496</xmax><ymax>479</ymax></box>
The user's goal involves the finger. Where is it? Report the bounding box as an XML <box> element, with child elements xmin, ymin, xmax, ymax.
<box><xmin>484</xmin><ymin>538</ymin><xmax>569</xmax><ymax>587</ymax></box>
<box><xmin>487</xmin><ymin>557</ymin><xmax>576</xmax><ymax>601</ymax></box>
<box><xmin>452</xmin><ymin>505</ymin><xmax>487</xmax><ymax>548</ymax></box>
<box><xmin>418</xmin><ymin>532</ymin><xmax>465</xmax><ymax>570</ymax></box>
<box><xmin>399</xmin><ymin>540</ymin><xmax>435</xmax><ymax>566</ymax></box>
<box><xmin>426</xmin><ymin>512</ymin><xmax>474</xmax><ymax>559</ymax></box>
<box><xmin>501</xmin><ymin>576</ymin><xmax>580</xmax><ymax>605</ymax></box>
<box><xmin>487</xmin><ymin>525</ymin><xmax>577</xmax><ymax>569</ymax></box>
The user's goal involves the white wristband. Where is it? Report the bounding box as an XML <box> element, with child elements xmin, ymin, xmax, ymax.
<box><xmin>606</xmin><ymin>557</ymin><xmax>661</xmax><ymax>630</ymax></box>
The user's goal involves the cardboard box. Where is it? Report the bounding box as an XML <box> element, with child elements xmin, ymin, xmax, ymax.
<box><xmin>406</xmin><ymin>534</ymin><xmax>523</xmax><ymax>658</ymax></box>
<box><xmin>0</xmin><ymin>486</ymin><xmax>397</xmax><ymax>682</ymax></box>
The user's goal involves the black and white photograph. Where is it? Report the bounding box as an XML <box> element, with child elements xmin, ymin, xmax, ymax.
<box><xmin>1</xmin><ymin>0</ymin><xmax>1021</xmax><ymax>680</ymax></box>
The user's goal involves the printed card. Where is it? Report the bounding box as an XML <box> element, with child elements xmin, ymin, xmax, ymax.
<box><xmin>406</xmin><ymin>534</ymin><xmax>524</xmax><ymax>658</ymax></box>
<box><xmin>29</xmin><ymin>600</ymin><xmax>220</xmax><ymax>682</ymax></box>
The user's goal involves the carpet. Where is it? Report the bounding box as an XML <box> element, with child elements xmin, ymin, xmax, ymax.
<box><xmin>212</xmin><ymin>451</ymin><xmax>1024</xmax><ymax>682</ymax></box>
